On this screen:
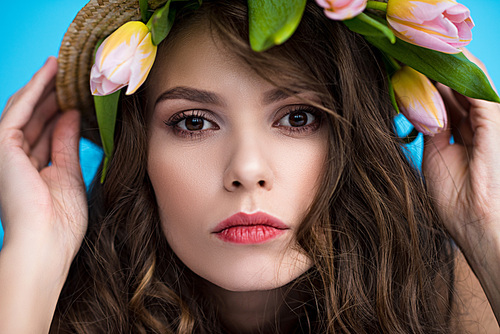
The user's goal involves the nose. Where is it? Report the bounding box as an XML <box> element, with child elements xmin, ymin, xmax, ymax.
<box><xmin>223</xmin><ymin>134</ymin><xmax>274</xmax><ymax>192</ymax></box>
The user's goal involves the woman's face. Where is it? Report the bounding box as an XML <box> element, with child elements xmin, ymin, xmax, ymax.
<box><xmin>146</xmin><ymin>24</ymin><xmax>328</xmax><ymax>291</ymax></box>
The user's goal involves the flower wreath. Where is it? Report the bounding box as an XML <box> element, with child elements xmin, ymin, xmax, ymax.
<box><xmin>88</xmin><ymin>0</ymin><xmax>499</xmax><ymax>182</ymax></box>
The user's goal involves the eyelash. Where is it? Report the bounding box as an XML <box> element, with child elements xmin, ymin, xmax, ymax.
<box><xmin>163</xmin><ymin>105</ymin><xmax>323</xmax><ymax>139</ymax></box>
<box><xmin>273</xmin><ymin>105</ymin><xmax>322</xmax><ymax>135</ymax></box>
<box><xmin>163</xmin><ymin>109</ymin><xmax>218</xmax><ymax>139</ymax></box>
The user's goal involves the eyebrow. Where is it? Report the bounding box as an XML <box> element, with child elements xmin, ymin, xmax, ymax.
<box><xmin>154</xmin><ymin>86</ymin><xmax>299</xmax><ymax>109</ymax></box>
<box><xmin>262</xmin><ymin>88</ymin><xmax>296</xmax><ymax>105</ymax></box>
<box><xmin>154</xmin><ymin>86</ymin><xmax>224</xmax><ymax>107</ymax></box>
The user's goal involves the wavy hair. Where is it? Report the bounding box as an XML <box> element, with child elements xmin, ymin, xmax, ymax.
<box><xmin>52</xmin><ymin>1</ymin><xmax>456</xmax><ymax>332</ymax></box>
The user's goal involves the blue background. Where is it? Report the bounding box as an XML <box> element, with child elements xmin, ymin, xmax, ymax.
<box><xmin>0</xmin><ymin>0</ymin><xmax>499</xmax><ymax>249</ymax></box>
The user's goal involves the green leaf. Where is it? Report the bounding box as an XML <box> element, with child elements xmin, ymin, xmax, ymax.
<box><xmin>351</xmin><ymin>16</ymin><xmax>499</xmax><ymax>103</ymax></box>
<box><xmin>344</xmin><ymin>13</ymin><xmax>395</xmax><ymax>44</ymax></box>
<box><xmin>387</xmin><ymin>73</ymin><xmax>399</xmax><ymax>113</ymax></box>
<box><xmin>380</xmin><ymin>54</ymin><xmax>400</xmax><ymax>112</ymax></box>
<box><xmin>147</xmin><ymin>0</ymin><xmax>201</xmax><ymax>44</ymax></box>
<box><xmin>248</xmin><ymin>0</ymin><xmax>307</xmax><ymax>52</ymax></box>
<box><xmin>94</xmin><ymin>90</ymin><xmax>120</xmax><ymax>183</ymax></box>
<box><xmin>381</xmin><ymin>53</ymin><xmax>401</xmax><ymax>77</ymax></box>
<box><xmin>148</xmin><ymin>0</ymin><xmax>176</xmax><ymax>46</ymax></box>
<box><xmin>369</xmin><ymin>36</ymin><xmax>499</xmax><ymax>102</ymax></box>
<box><xmin>139</xmin><ymin>0</ymin><xmax>151</xmax><ymax>23</ymax></box>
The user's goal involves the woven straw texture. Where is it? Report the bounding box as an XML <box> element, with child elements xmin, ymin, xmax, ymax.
<box><xmin>56</xmin><ymin>0</ymin><xmax>167</xmax><ymax>142</ymax></box>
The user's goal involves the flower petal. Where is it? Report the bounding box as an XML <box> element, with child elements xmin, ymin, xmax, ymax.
<box><xmin>104</xmin><ymin>58</ymin><xmax>133</xmax><ymax>84</ymax></box>
<box><xmin>126</xmin><ymin>32</ymin><xmax>157</xmax><ymax>95</ymax></box>
<box><xmin>316</xmin><ymin>0</ymin><xmax>366</xmax><ymax>20</ymax></box>
<box><xmin>387</xmin><ymin>17</ymin><xmax>460</xmax><ymax>53</ymax></box>
<box><xmin>90</xmin><ymin>21</ymin><xmax>155</xmax><ymax>96</ymax></box>
<box><xmin>101</xmin><ymin>77</ymin><xmax>125</xmax><ymax>95</ymax></box>
<box><xmin>392</xmin><ymin>66</ymin><xmax>447</xmax><ymax>135</ymax></box>
<box><xmin>386</xmin><ymin>0</ymin><xmax>473</xmax><ymax>53</ymax></box>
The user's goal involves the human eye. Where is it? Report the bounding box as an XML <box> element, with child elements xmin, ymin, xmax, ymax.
<box><xmin>163</xmin><ymin>110</ymin><xmax>219</xmax><ymax>138</ymax></box>
<box><xmin>274</xmin><ymin>105</ymin><xmax>323</xmax><ymax>135</ymax></box>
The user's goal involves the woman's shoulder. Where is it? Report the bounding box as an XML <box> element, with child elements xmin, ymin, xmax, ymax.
<box><xmin>451</xmin><ymin>249</ymin><xmax>498</xmax><ymax>333</ymax></box>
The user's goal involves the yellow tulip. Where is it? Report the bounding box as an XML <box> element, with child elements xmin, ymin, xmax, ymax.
<box><xmin>90</xmin><ymin>21</ymin><xmax>157</xmax><ymax>96</ymax></box>
<box><xmin>392</xmin><ymin>66</ymin><xmax>447</xmax><ymax>135</ymax></box>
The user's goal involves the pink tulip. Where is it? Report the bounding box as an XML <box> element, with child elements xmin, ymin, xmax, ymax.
<box><xmin>316</xmin><ymin>0</ymin><xmax>367</xmax><ymax>20</ymax></box>
<box><xmin>387</xmin><ymin>0</ymin><xmax>474</xmax><ymax>54</ymax></box>
<box><xmin>392</xmin><ymin>66</ymin><xmax>447</xmax><ymax>135</ymax></box>
<box><xmin>90</xmin><ymin>21</ymin><xmax>157</xmax><ymax>96</ymax></box>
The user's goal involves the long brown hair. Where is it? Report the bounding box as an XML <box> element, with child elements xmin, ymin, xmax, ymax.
<box><xmin>52</xmin><ymin>1</ymin><xmax>456</xmax><ymax>332</ymax></box>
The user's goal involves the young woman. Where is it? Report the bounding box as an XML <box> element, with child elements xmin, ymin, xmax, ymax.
<box><xmin>0</xmin><ymin>0</ymin><xmax>499</xmax><ymax>332</ymax></box>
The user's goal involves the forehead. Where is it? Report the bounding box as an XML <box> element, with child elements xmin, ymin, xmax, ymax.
<box><xmin>145</xmin><ymin>22</ymin><xmax>269</xmax><ymax>103</ymax></box>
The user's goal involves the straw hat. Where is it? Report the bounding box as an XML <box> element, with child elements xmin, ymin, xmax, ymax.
<box><xmin>56</xmin><ymin>0</ymin><xmax>168</xmax><ymax>141</ymax></box>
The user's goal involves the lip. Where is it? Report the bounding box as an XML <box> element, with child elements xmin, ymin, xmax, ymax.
<box><xmin>212</xmin><ymin>212</ymin><xmax>289</xmax><ymax>244</ymax></box>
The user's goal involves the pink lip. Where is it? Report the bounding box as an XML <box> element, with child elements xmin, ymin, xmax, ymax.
<box><xmin>213</xmin><ymin>212</ymin><xmax>289</xmax><ymax>244</ymax></box>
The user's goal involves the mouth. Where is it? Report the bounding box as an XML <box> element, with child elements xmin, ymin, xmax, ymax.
<box><xmin>212</xmin><ymin>212</ymin><xmax>289</xmax><ymax>244</ymax></box>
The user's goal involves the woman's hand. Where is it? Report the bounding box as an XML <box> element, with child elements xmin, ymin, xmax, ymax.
<box><xmin>0</xmin><ymin>57</ymin><xmax>88</xmax><ymax>333</ymax></box>
<box><xmin>0</xmin><ymin>57</ymin><xmax>88</xmax><ymax>258</ymax></box>
<box><xmin>422</xmin><ymin>50</ymin><xmax>500</xmax><ymax>323</ymax></box>
<box><xmin>0</xmin><ymin>57</ymin><xmax>87</xmax><ymax>257</ymax></box>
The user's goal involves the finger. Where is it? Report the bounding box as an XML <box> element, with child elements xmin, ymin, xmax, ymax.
<box><xmin>50</xmin><ymin>110</ymin><xmax>83</xmax><ymax>185</ymax></box>
<box><xmin>423</xmin><ymin>128</ymin><xmax>452</xmax><ymax>165</ymax></box>
<box><xmin>452</xmin><ymin>90</ymin><xmax>471</xmax><ymax>111</ymax></box>
<box><xmin>1</xmin><ymin>66</ymin><xmax>55</xmax><ymax>121</ymax></box>
<box><xmin>1</xmin><ymin>72</ymin><xmax>54</xmax><ymax>121</ymax></box>
<box><xmin>22</xmin><ymin>138</ymin><xmax>31</xmax><ymax>156</ymax></box>
<box><xmin>22</xmin><ymin>90</ymin><xmax>59</xmax><ymax>147</ymax></box>
<box><xmin>467</xmin><ymin>99</ymin><xmax>500</xmax><ymax>154</ymax></box>
<box><xmin>436</xmin><ymin>84</ymin><xmax>473</xmax><ymax>147</ymax></box>
<box><xmin>0</xmin><ymin>57</ymin><xmax>58</xmax><ymax>130</ymax></box>
<box><xmin>30</xmin><ymin>114</ymin><xmax>60</xmax><ymax>170</ymax></box>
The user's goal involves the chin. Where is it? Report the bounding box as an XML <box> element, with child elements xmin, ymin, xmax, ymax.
<box><xmin>197</xmin><ymin>256</ymin><xmax>313</xmax><ymax>292</ymax></box>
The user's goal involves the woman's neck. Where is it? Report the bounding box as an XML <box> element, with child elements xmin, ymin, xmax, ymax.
<box><xmin>206</xmin><ymin>283</ymin><xmax>304</xmax><ymax>333</ymax></box>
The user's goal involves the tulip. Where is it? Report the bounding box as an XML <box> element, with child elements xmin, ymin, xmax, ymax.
<box><xmin>316</xmin><ymin>0</ymin><xmax>367</xmax><ymax>20</ymax></box>
<box><xmin>391</xmin><ymin>66</ymin><xmax>447</xmax><ymax>135</ymax></box>
<box><xmin>90</xmin><ymin>21</ymin><xmax>157</xmax><ymax>96</ymax></box>
<box><xmin>387</xmin><ymin>0</ymin><xmax>474</xmax><ymax>54</ymax></box>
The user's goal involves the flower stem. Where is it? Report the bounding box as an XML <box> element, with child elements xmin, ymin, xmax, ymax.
<box><xmin>366</xmin><ymin>1</ymin><xmax>388</xmax><ymax>12</ymax></box>
<box><xmin>387</xmin><ymin>56</ymin><xmax>401</xmax><ymax>72</ymax></box>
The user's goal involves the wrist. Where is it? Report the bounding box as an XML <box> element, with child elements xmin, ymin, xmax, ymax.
<box><xmin>459</xmin><ymin>230</ymin><xmax>500</xmax><ymax>322</ymax></box>
<box><xmin>1</xmin><ymin>231</ymin><xmax>75</xmax><ymax>283</ymax></box>
<box><xmin>2</xmin><ymin>221</ymin><xmax>81</xmax><ymax>271</ymax></box>
<box><xmin>0</xmin><ymin>238</ymin><xmax>72</xmax><ymax>333</ymax></box>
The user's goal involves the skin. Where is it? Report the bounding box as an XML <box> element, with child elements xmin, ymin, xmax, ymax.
<box><xmin>0</xmin><ymin>37</ymin><xmax>498</xmax><ymax>334</ymax></box>
<box><xmin>423</xmin><ymin>50</ymin><xmax>500</xmax><ymax>325</ymax></box>
<box><xmin>0</xmin><ymin>57</ymin><xmax>86</xmax><ymax>333</ymax></box>
<box><xmin>146</xmin><ymin>27</ymin><xmax>326</xmax><ymax>292</ymax></box>
<box><xmin>145</xmin><ymin>25</ymin><xmax>327</xmax><ymax>331</ymax></box>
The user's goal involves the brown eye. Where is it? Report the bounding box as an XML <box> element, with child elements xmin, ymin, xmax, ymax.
<box><xmin>289</xmin><ymin>111</ymin><xmax>308</xmax><ymax>127</ymax></box>
<box><xmin>178</xmin><ymin>116</ymin><xmax>214</xmax><ymax>131</ymax></box>
<box><xmin>278</xmin><ymin>109</ymin><xmax>316</xmax><ymax>128</ymax></box>
<box><xmin>185</xmin><ymin>117</ymin><xmax>204</xmax><ymax>130</ymax></box>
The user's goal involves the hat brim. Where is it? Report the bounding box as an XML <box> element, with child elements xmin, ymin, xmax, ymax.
<box><xmin>56</xmin><ymin>0</ymin><xmax>167</xmax><ymax>143</ymax></box>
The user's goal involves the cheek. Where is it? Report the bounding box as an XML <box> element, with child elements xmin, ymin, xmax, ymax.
<box><xmin>267</xmin><ymin>135</ymin><xmax>328</xmax><ymax>220</ymax></box>
<box><xmin>147</xmin><ymin>137</ymin><xmax>220</xmax><ymax>230</ymax></box>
